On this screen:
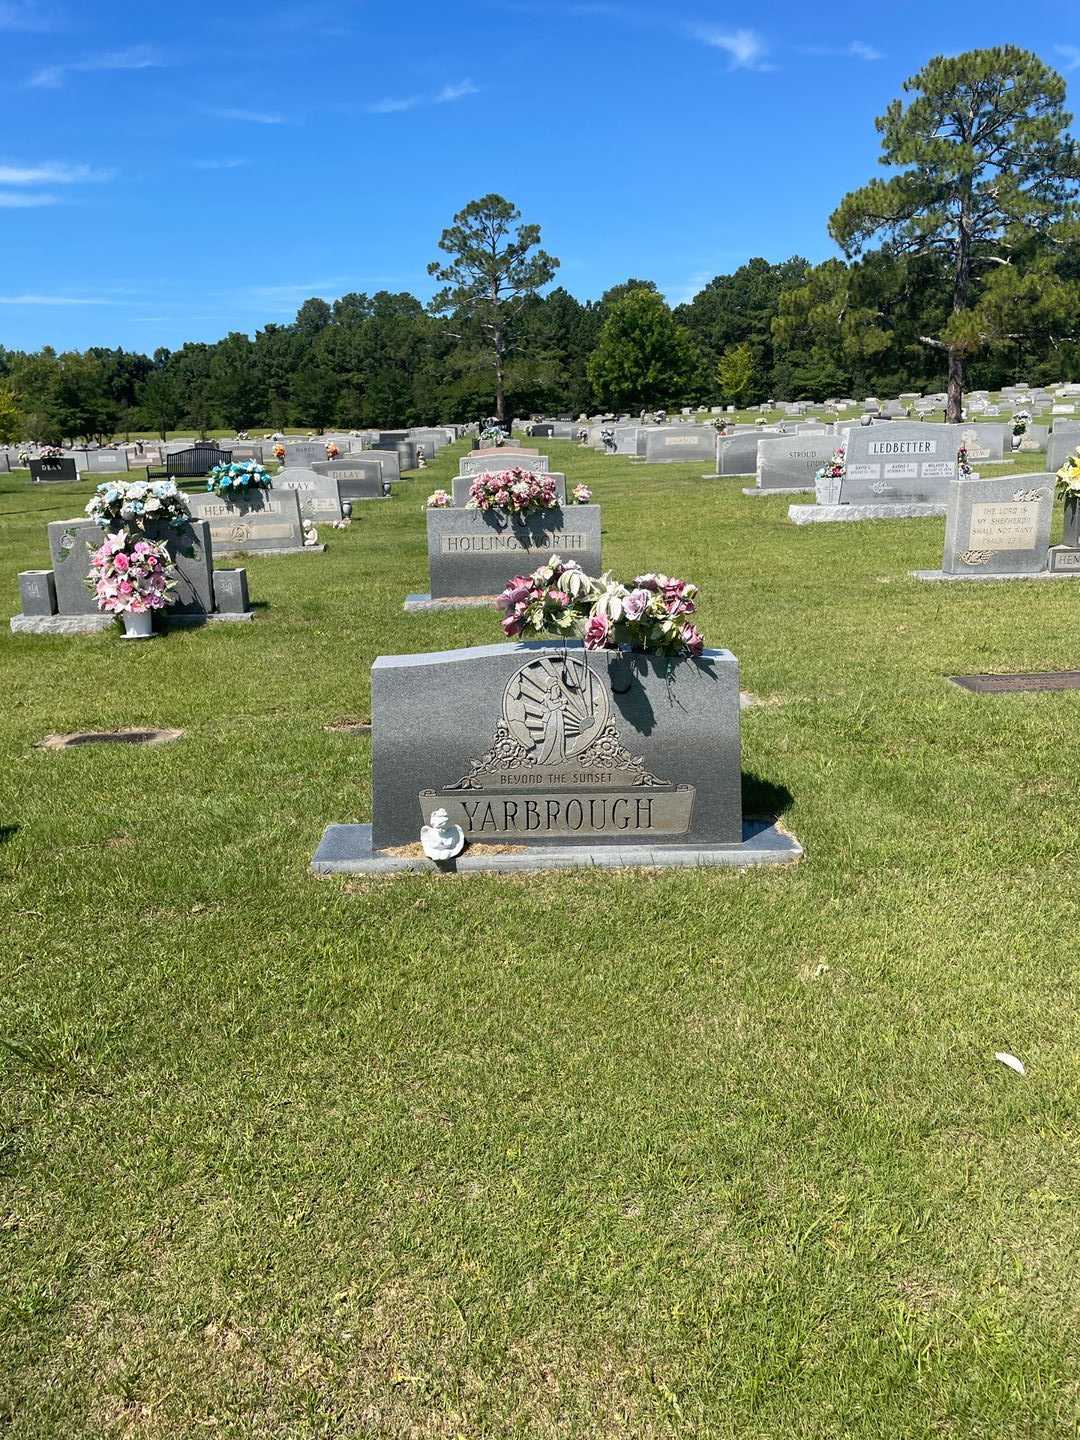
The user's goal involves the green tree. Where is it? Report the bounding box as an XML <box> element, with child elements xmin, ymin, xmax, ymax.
<box><xmin>47</xmin><ymin>353</ymin><xmax>118</xmax><ymax>442</ymax></box>
<box><xmin>587</xmin><ymin>287</ymin><xmax>699</xmax><ymax>410</ymax></box>
<box><xmin>829</xmin><ymin>46</ymin><xmax>1080</xmax><ymax>421</ymax></box>
<box><xmin>428</xmin><ymin>194</ymin><xmax>559</xmax><ymax>423</ymax></box>
<box><xmin>0</xmin><ymin>384</ymin><xmax>22</xmax><ymax>445</ymax></box>
<box><xmin>715</xmin><ymin>342</ymin><xmax>754</xmax><ymax>404</ymax></box>
<box><xmin>137</xmin><ymin>368</ymin><xmax>182</xmax><ymax>439</ymax></box>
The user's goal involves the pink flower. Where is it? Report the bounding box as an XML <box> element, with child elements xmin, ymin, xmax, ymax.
<box><xmin>118</xmin><ymin>580</ymin><xmax>134</xmax><ymax>596</ymax></box>
<box><xmin>113</xmin><ymin>551</ymin><xmax>130</xmax><ymax>572</ymax></box>
<box><xmin>501</xmin><ymin>612</ymin><xmax>524</xmax><ymax>637</ymax></box>
<box><xmin>680</xmin><ymin>624</ymin><xmax>704</xmax><ymax>657</ymax></box>
<box><xmin>546</xmin><ymin>589</ymin><xmax>570</xmax><ymax>608</ymax></box>
<box><xmin>584</xmin><ymin>614</ymin><xmax>612</xmax><ymax>651</ymax></box>
<box><xmin>623</xmin><ymin>587</ymin><xmax>651</xmax><ymax>621</ymax></box>
<box><xmin>632</xmin><ymin>573</ymin><xmax>660</xmax><ymax>592</ymax></box>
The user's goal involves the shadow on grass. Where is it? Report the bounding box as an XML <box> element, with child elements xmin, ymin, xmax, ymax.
<box><xmin>742</xmin><ymin>771</ymin><xmax>793</xmax><ymax>819</ymax></box>
<box><xmin>0</xmin><ymin>825</ymin><xmax>18</xmax><ymax>846</ymax></box>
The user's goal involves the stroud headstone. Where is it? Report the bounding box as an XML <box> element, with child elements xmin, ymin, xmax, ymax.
<box><xmin>411</xmin><ymin>506</ymin><xmax>601</xmax><ymax>606</ymax></box>
<box><xmin>753</xmin><ymin>435</ymin><xmax>834</xmax><ymax>492</ymax></box>
<box><xmin>310</xmin><ymin>640</ymin><xmax>801</xmax><ymax>872</ymax></box>
<box><xmin>186</xmin><ymin>489</ymin><xmax>308</xmax><ymax>554</ymax></box>
<box><xmin>913</xmin><ymin>473</ymin><xmax>1055</xmax><ymax>580</ymax></box>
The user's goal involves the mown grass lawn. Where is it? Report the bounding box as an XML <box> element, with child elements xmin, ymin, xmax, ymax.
<box><xmin>1</xmin><ymin>439</ymin><xmax>1078</xmax><ymax>1438</ymax></box>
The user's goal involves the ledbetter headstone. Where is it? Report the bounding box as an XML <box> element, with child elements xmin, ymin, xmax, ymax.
<box><xmin>840</xmin><ymin>423</ymin><xmax>962</xmax><ymax>503</ymax></box>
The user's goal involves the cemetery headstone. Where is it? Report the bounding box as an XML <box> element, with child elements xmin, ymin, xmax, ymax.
<box><xmin>839</xmin><ymin>423</ymin><xmax>963</xmax><ymax>503</ymax></box>
<box><xmin>311</xmin><ymin>459</ymin><xmax>387</xmax><ymax>501</ymax></box>
<box><xmin>913</xmin><ymin>473</ymin><xmax>1055</xmax><ymax>580</ymax></box>
<box><xmin>47</xmin><ymin>517</ymin><xmax>216</xmax><ymax>617</ymax></box>
<box><xmin>753</xmin><ymin>435</ymin><xmax>835</xmax><ymax>492</ymax></box>
<box><xmin>411</xmin><ymin>507</ymin><xmax>602</xmax><ymax>606</ymax></box>
<box><xmin>640</xmin><ymin>428</ymin><xmax>716</xmax><ymax>464</ymax></box>
<box><xmin>29</xmin><ymin>457</ymin><xmax>78</xmax><ymax>485</ymax></box>
<box><xmin>275</xmin><ymin>467</ymin><xmax>347</xmax><ymax>521</ymax></box>
<box><xmin>186</xmin><ymin>489</ymin><xmax>309</xmax><ymax>554</ymax></box>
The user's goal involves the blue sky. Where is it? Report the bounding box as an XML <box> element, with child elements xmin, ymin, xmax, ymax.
<box><xmin>1</xmin><ymin>0</ymin><xmax>1078</xmax><ymax>354</ymax></box>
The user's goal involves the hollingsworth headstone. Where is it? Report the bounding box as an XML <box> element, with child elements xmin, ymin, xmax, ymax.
<box><xmin>418</xmin><ymin>507</ymin><xmax>601</xmax><ymax>602</ymax></box>
<box><xmin>311</xmin><ymin>640</ymin><xmax>801</xmax><ymax>871</ymax></box>
<box><xmin>186</xmin><ymin>488</ymin><xmax>308</xmax><ymax>553</ymax></box>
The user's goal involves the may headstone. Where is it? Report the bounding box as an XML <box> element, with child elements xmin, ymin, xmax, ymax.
<box><xmin>275</xmin><ymin>467</ymin><xmax>346</xmax><ymax>521</ymax></box>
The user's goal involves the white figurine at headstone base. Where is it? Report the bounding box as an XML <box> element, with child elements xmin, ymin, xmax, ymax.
<box><xmin>302</xmin><ymin>520</ymin><xmax>319</xmax><ymax>547</ymax></box>
<box><xmin>420</xmin><ymin>808</ymin><xmax>465</xmax><ymax>861</ymax></box>
<box><xmin>416</xmin><ymin>444</ymin><xmax>427</xmax><ymax>469</ymax></box>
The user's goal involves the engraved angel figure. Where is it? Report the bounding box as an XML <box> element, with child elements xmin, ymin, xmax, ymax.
<box><xmin>507</xmin><ymin>658</ymin><xmax>605</xmax><ymax>764</ymax></box>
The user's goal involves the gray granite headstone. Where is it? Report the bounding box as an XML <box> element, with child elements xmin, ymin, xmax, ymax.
<box><xmin>18</xmin><ymin>570</ymin><xmax>57</xmax><ymax>615</ymax></box>
<box><xmin>1047</xmin><ymin>430</ymin><xmax>1079</xmax><ymax>473</ymax></box>
<box><xmin>714</xmin><ymin>432</ymin><xmax>764</xmax><ymax>475</ymax></box>
<box><xmin>213</xmin><ymin>568</ymin><xmax>250</xmax><ymax>613</ymax></box>
<box><xmin>350</xmin><ymin>447</ymin><xmax>399</xmax><ymax>483</ymax></box>
<box><xmin>425</xmin><ymin>506</ymin><xmax>601</xmax><ymax>599</ymax></box>
<box><xmin>370</xmin><ymin>640</ymin><xmax>741</xmax><ymax>849</ymax></box>
<box><xmin>612</xmin><ymin>426</ymin><xmax>643</xmax><ymax>456</ymax></box>
<box><xmin>47</xmin><ymin>517</ymin><xmax>215</xmax><ymax>617</ymax></box>
<box><xmin>458</xmin><ymin>452</ymin><xmax>550</xmax><ymax>477</ymax></box>
<box><xmin>1016</xmin><ymin>424</ymin><xmax>1049</xmax><ymax>453</ymax></box>
<box><xmin>640</xmin><ymin>428</ymin><xmax>714</xmax><ymax>464</ymax></box>
<box><xmin>941</xmin><ymin>473</ymin><xmax>1053</xmax><ymax>576</ymax></box>
<box><xmin>755</xmin><ymin>435</ymin><xmax>834</xmax><ymax>491</ymax></box>
<box><xmin>958</xmin><ymin>423</ymin><xmax>1007</xmax><ymax>463</ymax></box>
<box><xmin>186</xmin><ymin>489</ymin><xmax>306</xmax><ymax>553</ymax></box>
<box><xmin>283</xmin><ymin>442</ymin><xmax>330</xmax><ymax>465</ymax></box>
<box><xmin>275</xmin><ymin>467</ymin><xmax>346</xmax><ymax>519</ymax></box>
<box><xmin>451</xmin><ymin>472</ymin><xmax>566</xmax><ymax>507</ymax></box>
<box><xmin>310</xmin><ymin>460</ymin><xmax>384</xmax><ymax>501</ymax></box>
<box><xmin>81</xmin><ymin>449</ymin><xmax>130</xmax><ymax>474</ymax></box>
<box><xmin>840</xmin><ymin>423</ymin><xmax>962</xmax><ymax>503</ymax></box>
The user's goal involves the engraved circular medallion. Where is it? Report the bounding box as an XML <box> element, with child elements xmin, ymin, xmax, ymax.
<box><xmin>230</xmin><ymin>524</ymin><xmax>250</xmax><ymax>543</ymax></box>
<box><xmin>503</xmin><ymin>655</ymin><xmax>609</xmax><ymax>763</ymax></box>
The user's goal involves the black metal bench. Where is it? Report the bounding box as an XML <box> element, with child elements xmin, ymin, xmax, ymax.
<box><xmin>146</xmin><ymin>443</ymin><xmax>231</xmax><ymax>481</ymax></box>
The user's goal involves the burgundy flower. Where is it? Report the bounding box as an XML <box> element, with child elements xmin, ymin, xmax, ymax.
<box><xmin>583</xmin><ymin>614</ymin><xmax>612</xmax><ymax>651</ymax></box>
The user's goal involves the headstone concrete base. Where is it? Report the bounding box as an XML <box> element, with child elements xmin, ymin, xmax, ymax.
<box><xmin>404</xmin><ymin>592</ymin><xmax>497</xmax><ymax>613</ymax></box>
<box><xmin>311</xmin><ymin>818</ymin><xmax>802</xmax><ymax>877</ymax></box>
<box><xmin>911</xmin><ymin>568</ymin><xmax>1080</xmax><ymax>583</ymax></box>
<box><xmin>789</xmin><ymin>503</ymin><xmax>947</xmax><ymax>525</ymax></box>
<box><xmin>742</xmin><ymin>486</ymin><xmax>813</xmax><ymax>497</ymax></box>
<box><xmin>213</xmin><ymin>543</ymin><xmax>326</xmax><ymax>556</ymax></box>
<box><xmin>11</xmin><ymin>610</ymin><xmax>255</xmax><ymax>635</ymax></box>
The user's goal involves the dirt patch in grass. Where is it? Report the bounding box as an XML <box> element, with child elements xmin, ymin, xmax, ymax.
<box><xmin>36</xmin><ymin>728</ymin><xmax>184</xmax><ymax>751</ymax></box>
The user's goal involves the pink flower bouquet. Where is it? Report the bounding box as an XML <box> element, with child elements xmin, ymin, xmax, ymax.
<box><xmin>467</xmin><ymin>468</ymin><xmax>559</xmax><ymax>517</ymax></box>
<box><xmin>84</xmin><ymin>529</ymin><xmax>178</xmax><ymax>616</ymax></box>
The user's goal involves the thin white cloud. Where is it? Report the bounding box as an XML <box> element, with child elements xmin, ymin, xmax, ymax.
<box><xmin>0</xmin><ymin>1</ymin><xmax>64</xmax><ymax>30</ymax></box>
<box><xmin>0</xmin><ymin>192</ymin><xmax>61</xmax><ymax>207</ymax></box>
<box><xmin>205</xmin><ymin>107</ymin><xmax>287</xmax><ymax>124</ymax></box>
<box><xmin>192</xmin><ymin>157</ymin><xmax>248</xmax><ymax>170</ymax></box>
<box><xmin>688</xmin><ymin>24</ymin><xmax>772</xmax><ymax>72</ymax></box>
<box><xmin>367</xmin><ymin>95</ymin><xmax>422</xmax><ymax>114</ymax></box>
<box><xmin>0</xmin><ymin>293</ymin><xmax>113</xmax><ymax>304</ymax></box>
<box><xmin>435</xmin><ymin>79</ymin><xmax>478</xmax><ymax>103</ymax></box>
<box><xmin>29</xmin><ymin>44</ymin><xmax>165</xmax><ymax>89</ymax></box>
<box><xmin>663</xmin><ymin>270</ymin><xmax>711</xmax><ymax>307</ymax></box>
<box><xmin>0</xmin><ymin>161</ymin><xmax>113</xmax><ymax>184</ymax></box>
<box><xmin>1056</xmin><ymin>44</ymin><xmax>1080</xmax><ymax>71</ymax></box>
<box><xmin>803</xmin><ymin>39</ymin><xmax>882</xmax><ymax>61</ymax></box>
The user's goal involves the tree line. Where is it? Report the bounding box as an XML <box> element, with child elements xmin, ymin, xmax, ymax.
<box><xmin>1</xmin><ymin>45</ymin><xmax>1077</xmax><ymax>443</ymax></box>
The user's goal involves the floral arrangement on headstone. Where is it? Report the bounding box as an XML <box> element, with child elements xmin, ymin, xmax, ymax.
<box><xmin>466</xmin><ymin>469</ymin><xmax>559</xmax><ymax>517</ymax></box>
<box><xmin>206</xmin><ymin>460</ymin><xmax>273</xmax><ymax>498</ymax></box>
<box><xmin>272</xmin><ymin>443</ymin><xmax>287</xmax><ymax>462</ymax></box>
<box><xmin>1012</xmin><ymin>410</ymin><xmax>1031</xmax><ymax>438</ymax></box>
<box><xmin>570</xmin><ymin>484</ymin><xmax>592</xmax><ymax>504</ymax></box>
<box><xmin>39</xmin><ymin>445</ymin><xmax>64</xmax><ymax>459</ymax></box>
<box><xmin>85</xmin><ymin>530</ymin><xmax>177</xmax><ymax>620</ymax></box>
<box><xmin>479</xmin><ymin>426</ymin><xmax>506</xmax><ymax>447</ymax></box>
<box><xmin>957</xmin><ymin>445</ymin><xmax>973</xmax><ymax>477</ymax></box>
<box><xmin>325</xmin><ymin>442</ymin><xmax>340</xmax><ymax>460</ymax></box>
<box><xmin>497</xmin><ymin>556</ymin><xmax>704</xmax><ymax>656</ymax></box>
<box><xmin>18</xmin><ymin>449</ymin><xmax>30</xmax><ymax>465</ymax></box>
<box><xmin>1056</xmin><ymin>446</ymin><xmax>1080</xmax><ymax>497</ymax></box>
<box><xmin>85</xmin><ymin>479</ymin><xmax>190</xmax><ymax>531</ymax></box>
<box><xmin>814</xmin><ymin>446</ymin><xmax>845</xmax><ymax>502</ymax></box>
<box><xmin>425</xmin><ymin>489</ymin><xmax>452</xmax><ymax>508</ymax></box>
